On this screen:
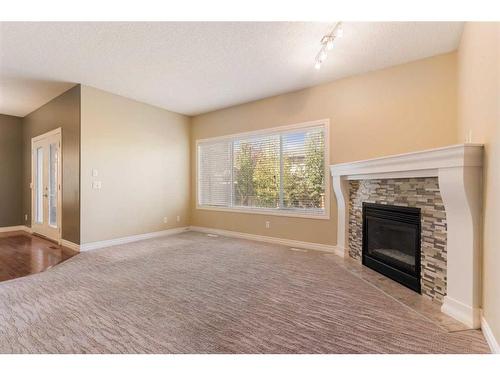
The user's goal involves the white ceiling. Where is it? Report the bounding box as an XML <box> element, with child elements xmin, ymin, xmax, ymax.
<box><xmin>0</xmin><ymin>22</ymin><xmax>464</xmax><ymax>117</ymax></box>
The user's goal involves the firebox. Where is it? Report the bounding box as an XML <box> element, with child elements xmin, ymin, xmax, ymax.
<box><xmin>362</xmin><ymin>202</ymin><xmax>421</xmax><ymax>293</ymax></box>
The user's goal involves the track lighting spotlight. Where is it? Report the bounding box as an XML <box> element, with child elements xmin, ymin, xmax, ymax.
<box><xmin>314</xmin><ymin>22</ymin><xmax>342</xmax><ymax>69</ymax></box>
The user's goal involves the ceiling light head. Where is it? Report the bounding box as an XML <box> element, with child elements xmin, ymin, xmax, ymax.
<box><xmin>319</xmin><ymin>49</ymin><xmax>327</xmax><ymax>62</ymax></box>
<box><xmin>335</xmin><ymin>24</ymin><xmax>344</xmax><ymax>38</ymax></box>
<box><xmin>326</xmin><ymin>37</ymin><xmax>334</xmax><ymax>50</ymax></box>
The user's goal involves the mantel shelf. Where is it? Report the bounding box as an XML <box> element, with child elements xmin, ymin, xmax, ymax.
<box><xmin>330</xmin><ymin>144</ymin><xmax>483</xmax><ymax>179</ymax></box>
<box><xmin>329</xmin><ymin>143</ymin><xmax>484</xmax><ymax>329</ymax></box>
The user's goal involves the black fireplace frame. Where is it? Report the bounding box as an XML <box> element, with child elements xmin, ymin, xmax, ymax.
<box><xmin>362</xmin><ymin>202</ymin><xmax>422</xmax><ymax>293</ymax></box>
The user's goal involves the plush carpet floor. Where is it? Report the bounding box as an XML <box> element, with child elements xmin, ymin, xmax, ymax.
<box><xmin>0</xmin><ymin>231</ymin><xmax>490</xmax><ymax>354</ymax></box>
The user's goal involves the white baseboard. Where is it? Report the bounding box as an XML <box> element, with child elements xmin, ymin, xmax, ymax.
<box><xmin>60</xmin><ymin>239</ymin><xmax>80</xmax><ymax>252</ymax></box>
<box><xmin>79</xmin><ymin>227</ymin><xmax>190</xmax><ymax>251</ymax></box>
<box><xmin>189</xmin><ymin>226</ymin><xmax>337</xmax><ymax>254</ymax></box>
<box><xmin>481</xmin><ymin>314</ymin><xmax>500</xmax><ymax>354</ymax></box>
<box><xmin>10</xmin><ymin>224</ymin><xmax>338</xmax><ymax>255</ymax></box>
<box><xmin>441</xmin><ymin>296</ymin><xmax>481</xmax><ymax>329</ymax></box>
<box><xmin>333</xmin><ymin>245</ymin><xmax>346</xmax><ymax>258</ymax></box>
<box><xmin>0</xmin><ymin>225</ymin><xmax>28</xmax><ymax>233</ymax></box>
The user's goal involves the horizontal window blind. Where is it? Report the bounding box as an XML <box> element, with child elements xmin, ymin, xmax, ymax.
<box><xmin>282</xmin><ymin>128</ymin><xmax>325</xmax><ymax>215</ymax></box>
<box><xmin>233</xmin><ymin>134</ymin><xmax>280</xmax><ymax>209</ymax></box>
<box><xmin>197</xmin><ymin>124</ymin><xmax>327</xmax><ymax>216</ymax></box>
<box><xmin>198</xmin><ymin>140</ymin><xmax>232</xmax><ymax>207</ymax></box>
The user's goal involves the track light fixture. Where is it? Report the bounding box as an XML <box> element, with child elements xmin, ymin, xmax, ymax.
<box><xmin>314</xmin><ymin>22</ymin><xmax>343</xmax><ymax>70</ymax></box>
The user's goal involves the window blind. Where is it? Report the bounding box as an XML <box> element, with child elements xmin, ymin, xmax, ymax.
<box><xmin>197</xmin><ymin>124</ymin><xmax>326</xmax><ymax>216</ymax></box>
<box><xmin>198</xmin><ymin>140</ymin><xmax>232</xmax><ymax>207</ymax></box>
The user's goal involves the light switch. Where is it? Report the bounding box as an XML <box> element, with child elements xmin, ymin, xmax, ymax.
<box><xmin>92</xmin><ymin>169</ymin><xmax>99</xmax><ymax>177</ymax></box>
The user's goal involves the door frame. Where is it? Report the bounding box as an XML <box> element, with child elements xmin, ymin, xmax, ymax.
<box><xmin>31</xmin><ymin>127</ymin><xmax>63</xmax><ymax>243</ymax></box>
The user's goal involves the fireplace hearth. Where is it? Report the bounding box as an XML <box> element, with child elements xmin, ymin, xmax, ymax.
<box><xmin>362</xmin><ymin>203</ymin><xmax>421</xmax><ymax>293</ymax></box>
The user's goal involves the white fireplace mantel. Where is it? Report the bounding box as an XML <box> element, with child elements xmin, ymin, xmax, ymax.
<box><xmin>329</xmin><ymin>144</ymin><xmax>484</xmax><ymax>328</ymax></box>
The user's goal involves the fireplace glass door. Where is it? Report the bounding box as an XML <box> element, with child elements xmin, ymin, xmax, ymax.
<box><xmin>362</xmin><ymin>203</ymin><xmax>421</xmax><ymax>292</ymax></box>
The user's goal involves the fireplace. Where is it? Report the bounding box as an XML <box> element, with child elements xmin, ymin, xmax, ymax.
<box><xmin>362</xmin><ymin>203</ymin><xmax>421</xmax><ymax>293</ymax></box>
<box><xmin>331</xmin><ymin>144</ymin><xmax>483</xmax><ymax>327</ymax></box>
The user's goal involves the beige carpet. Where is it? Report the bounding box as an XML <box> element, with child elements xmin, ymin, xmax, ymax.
<box><xmin>0</xmin><ymin>231</ymin><xmax>490</xmax><ymax>354</ymax></box>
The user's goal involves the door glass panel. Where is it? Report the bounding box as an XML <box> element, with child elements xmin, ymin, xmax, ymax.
<box><xmin>49</xmin><ymin>142</ymin><xmax>58</xmax><ymax>228</ymax></box>
<box><xmin>35</xmin><ymin>146</ymin><xmax>43</xmax><ymax>224</ymax></box>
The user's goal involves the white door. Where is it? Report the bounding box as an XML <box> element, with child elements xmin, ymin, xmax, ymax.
<box><xmin>31</xmin><ymin>128</ymin><xmax>62</xmax><ymax>242</ymax></box>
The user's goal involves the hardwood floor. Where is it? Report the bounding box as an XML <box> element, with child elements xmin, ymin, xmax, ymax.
<box><xmin>0</xmin><ymin>231</ymin><xmax>78</xmax><ymax>282</ymax></box>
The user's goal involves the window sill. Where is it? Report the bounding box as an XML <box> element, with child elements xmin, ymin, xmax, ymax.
<box><xmin>196</xmin><ymin>205</ymin><xmax>330</xmax><ymax>220</ymax></box>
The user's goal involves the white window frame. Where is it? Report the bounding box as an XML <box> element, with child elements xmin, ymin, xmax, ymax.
<box><xmin>196</xmin><ymin>119</ymin><xmax>330</xmax><ymax>220</ymax></box>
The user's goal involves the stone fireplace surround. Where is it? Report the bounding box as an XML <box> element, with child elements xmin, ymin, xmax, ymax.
<box><xmin>349</xmin><ymin>177</ymin><xmax>446</xmax><ymax>302</ymax></box>
<box><xmin>330</xmin><ymin>144</ymin><xmax>483</xmax><ymax>328</ymax></box>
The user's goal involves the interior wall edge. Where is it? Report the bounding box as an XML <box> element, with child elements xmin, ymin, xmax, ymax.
<box><xmin>21</xmin><ymin>84</ymin><xmax>81</xmax><ymax>244</ymax></box>
<box><xmin>0</xmin><ymin>114</ymin><xmax>23</xmax><ymax>227</ymax></box>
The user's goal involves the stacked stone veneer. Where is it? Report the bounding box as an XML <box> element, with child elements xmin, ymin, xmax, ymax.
<box><xmin>348</xmin><ymin>177</ymin><xmax>447</xmax><ymax>303</ymax></box>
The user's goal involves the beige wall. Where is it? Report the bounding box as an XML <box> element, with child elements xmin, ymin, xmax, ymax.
<box><xmin>0</xmin><ymin>114</ymin><xmax>23</xmax><ymax>227</ymax></box>
<box><xmin>22</xmin><ymin>85</ymin><xmax>81</xmax><ymax>243</ymax></box>
<box><xmin>80</xmin><ymin>86</ymin><xmax>190</xmax><ymax>244</ymax></box>
<box><xmin>190</xmin><ymin>52</ymin><xmax>459</xmax><ymax>245</ymax></box>
<box><xmin>457</xmin><ymin>22</ymin><xmax>500</xmax><ymax>346</ymax></box>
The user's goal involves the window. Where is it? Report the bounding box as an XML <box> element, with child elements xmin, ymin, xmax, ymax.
<box><xmin>197</xmin><ymin>120</ymin><xmax>328</xmax><ymax>218</ymax></box>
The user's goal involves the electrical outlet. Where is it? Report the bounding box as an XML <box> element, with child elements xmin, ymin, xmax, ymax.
<box><xmin>265</xmin><ymin>221</ymin><xmax>270</xmax><ymax>229</ymax></box>
<box><xmin>92</xmin><ymin>181</ymin><xmax>102</xmax><ymax>189</ymax></box>
<box><xmin>163</xmin><ymin>217</ymin><xmax>168</xmax><ymax>223</ymax></box>
<box><xmin>176</xmin><ymin>215</ymin><xmax>181</xmax><ymax>223</ymax></box>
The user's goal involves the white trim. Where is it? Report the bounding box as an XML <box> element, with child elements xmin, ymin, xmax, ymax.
<box><xmin>330</xmin><ymin>144</ymin><xmax>484</xmax><ymax>329</ymax></box>
<box><xmin>345</xmin><ymin>169</ymin><xmax>439</xmax><ymax>181</ymax></box>
<box><xmin>60</xmin><ymin>239</ymin><xmax>80</xmax><ymax>252</ymax></box>
<box><xmin>441</xmin><ymin>296</ymin><xmax>481</xmax><ymax>329</ymax></box>
<box><xmin>195</xmin><ymin>119</ymin><xmax>331</xmax><ymax>220</ymax></box>
<box><xmin>31</xmin><ymin>127</ymin><xmax>63</xmax><ymax>242</ymax></box>
<box><xmin>332</xmin><ymin>246</ymin><xmax>344</xmax><ymax>257</ymax></box>
<box><xmin>334</xmin><ymin>245</ymin><xmax>346</xmax><ymax>258</ymax></box>
<box><xmin>22</xmin><ymin>225</ymin><xmax>33</xmax><ymax>233</ymax></box>
<box><xmin>189</xmin><ymin>226</ymin><xmax>338</xmax><ymax>254</ymax></box>
<box><xmin>80</xmin><ymin>227</ymin><xmax>190</xmax><ymax>251</ymax></box>
<box><xmin>330</xmin><ymin>143</ymin><xmax>483</xmax><ymax>178</ymax></box>
<box><xmin>0</xmin><ymin>225</ymin><xmax>27</xmax><ymax>233</ymax></box>
<box><xmin>481</xmin><ymin>313</ymin><xmax>500</xmax><ymax>354</ymax></box>
<box><xmin>31</xmin><ymin>127</ymin><xmax>62</xmax><ymax>143</ymax></box>
<box><xmin>196</xmin><ymin>118</ymin><xmax>330</xmax><ymax>144</ymax></box>
<box><xmin>196</xmin><ymin>206</ymin><xmax>330</xmax><ymax>220</ymax></box>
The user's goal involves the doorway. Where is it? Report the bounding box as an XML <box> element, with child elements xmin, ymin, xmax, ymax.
<box><xmin>31</xmin><ymin>128</ymin><xmax>62</xmax><ymax>242</ymax></box>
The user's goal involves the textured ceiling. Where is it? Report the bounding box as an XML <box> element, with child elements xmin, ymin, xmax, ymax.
<box><xmin>0</xmin><ymin>22</ymin><xmax>463</xmax><ymax>117</ymax></box>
